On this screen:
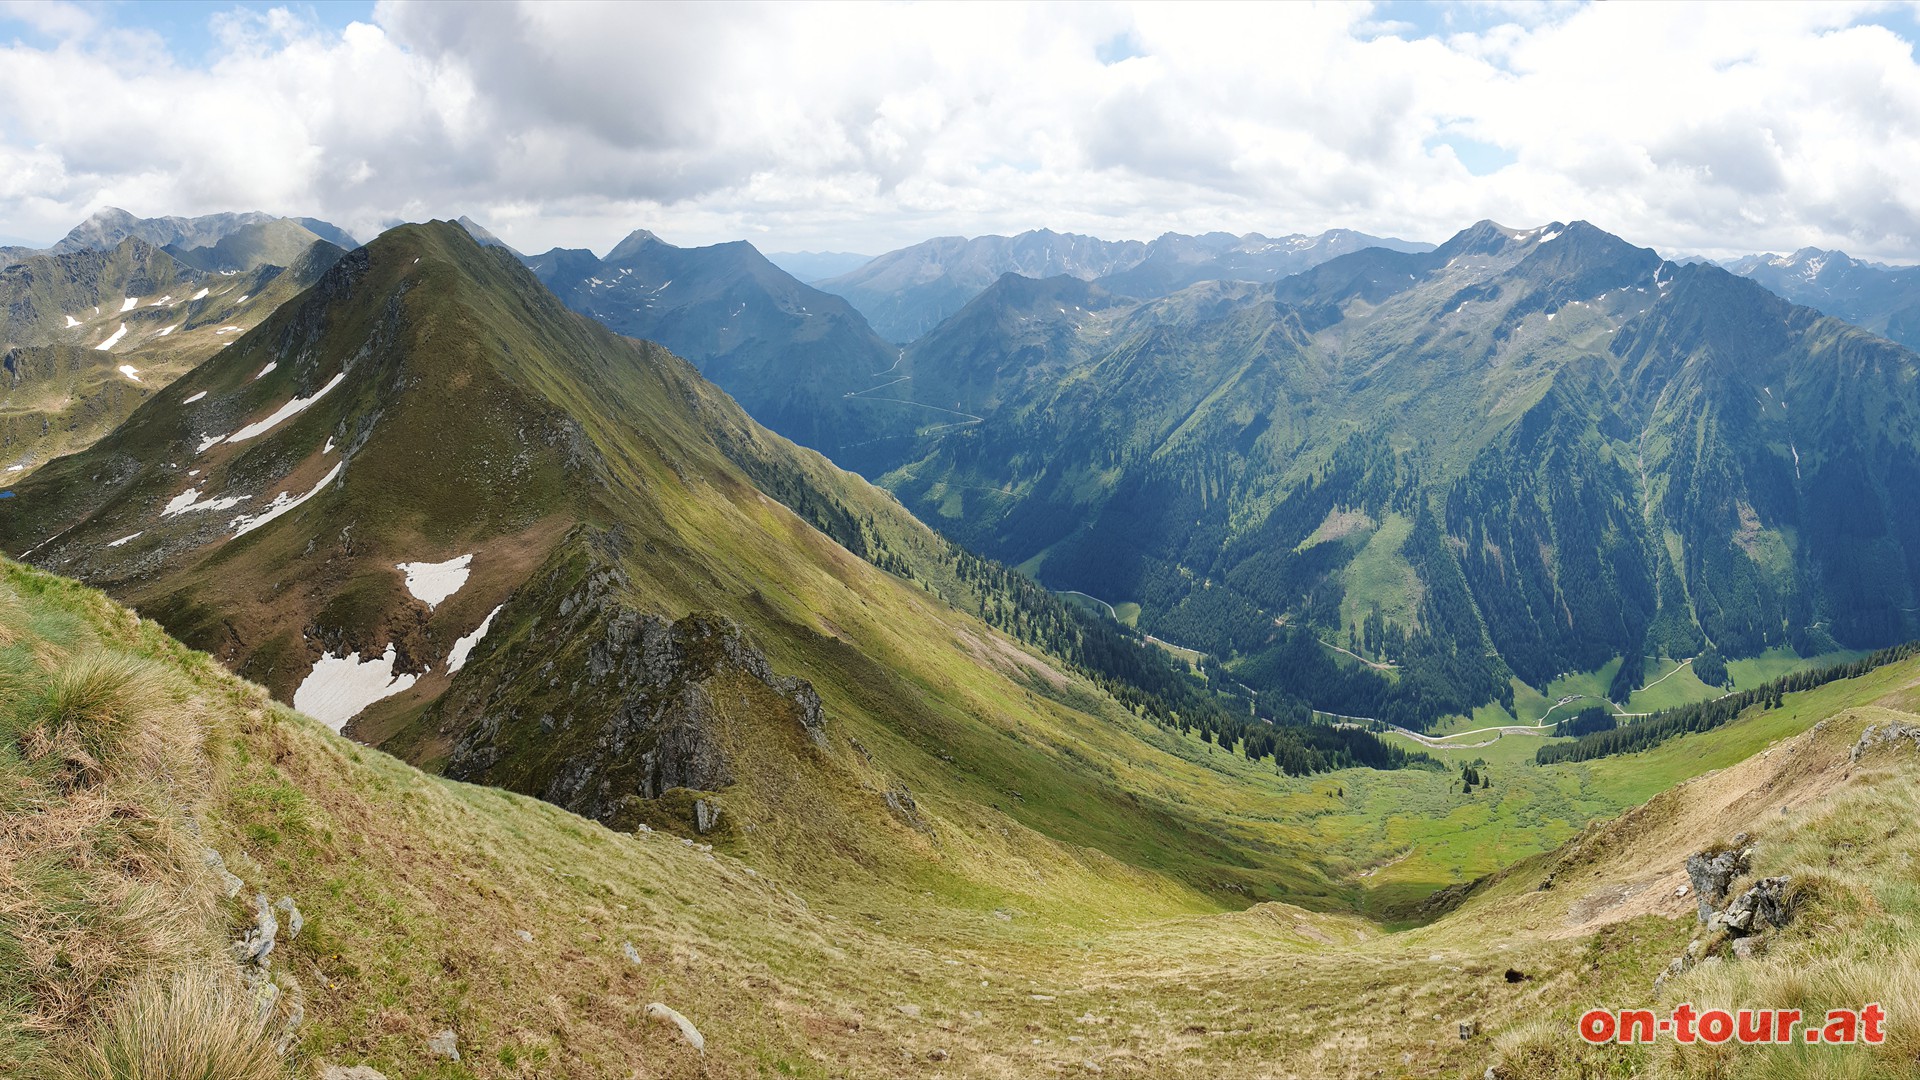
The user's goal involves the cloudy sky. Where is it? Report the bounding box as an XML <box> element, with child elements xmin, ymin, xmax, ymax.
<box><xmin>2</xmin><ymin>0</ymin><xmax>1919</xmax><ymax>261</ymax></box>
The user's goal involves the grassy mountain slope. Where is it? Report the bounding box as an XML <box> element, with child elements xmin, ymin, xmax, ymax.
<box><xmin>0</xmin><ymin>237</ymin><xmax>344</xmax><ymax>477</ymax></box>
<box><xmin>881</xmin><ymin>220</ymin><xmax>1920</xmax><ymax>730</ymax></box>
<box><xmin>7</xmin><ymin>557</ymin><xmax>1920</xmax><ymax>1078</ymax></box>
<box><xmin>0</xmin><ymin>221</ymin><xmax>1466</xmax><ymax>916</ymax></box>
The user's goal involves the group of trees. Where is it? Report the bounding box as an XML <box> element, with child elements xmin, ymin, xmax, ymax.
<box><xmin>1553</xmin><ymin>706</ymin><xmax>1617</xmax><ymax>738</ymax></box>
<box><xmin>1537</xmin><ymin>641</ymin><xmax>1920</xmax><ymax>764</ymax></box>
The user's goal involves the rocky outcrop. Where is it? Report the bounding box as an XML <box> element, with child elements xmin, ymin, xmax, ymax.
<box><xmin>434</xmin><ymin>539</ymin><xmax>827</xmax><ymax>830</ymax></box>
<box><xmin>1684</xmin><ymin>837</ymin><xmax>1751</xmax><ymax>921</ymax></box>
<box><xmin>1656</xmin><ymin>838</ymin><xmax>1796</xmax><ymax>997</ymax></box>
<box><xmin>1852</xmin><ymin>721</ymin><xmax>1920</xmax><ymax>762</ymax></box>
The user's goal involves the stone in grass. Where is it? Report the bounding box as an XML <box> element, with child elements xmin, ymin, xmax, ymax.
<box><xmin>320</xmin><ymin>1068</ymin><xmax>389</xmax><ymax>1080</ymax></box>
<box><xmin>427</xmin><ymin>1029</ymin><xmax>459</xmax><ymax>1061</ymax></box>
<box><xmin>645</xmin><ymin>1003</ymin><xmax>706</xmax><ymax>1053</ymax></box>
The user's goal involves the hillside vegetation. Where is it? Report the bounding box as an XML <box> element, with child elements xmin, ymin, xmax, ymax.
<box><xmin>7</xmin><ymin>558</ymin><xmax>1920</xmax><ymax>1077</ymax></box>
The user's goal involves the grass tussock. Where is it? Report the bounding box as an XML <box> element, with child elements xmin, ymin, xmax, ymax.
<box><xmin>0</xmin><ymin>573</ymin><xmax>267</xmax><ymax>1078</ymax></box>
<box><xmin>48</xmin><ymin>969</ymin><xmax>284</xmax><ymax>1080</ymax></box>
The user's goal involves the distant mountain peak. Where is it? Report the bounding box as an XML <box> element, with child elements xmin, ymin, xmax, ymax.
<box><xmin>607</xmin><ymin>228</ymin><xmax>669</xmax><ymax>262</ymax></box>
<box><xmin>455</xmin><ymin>215</ymin><xmax>516</xmax><ymax>253</ymax></box>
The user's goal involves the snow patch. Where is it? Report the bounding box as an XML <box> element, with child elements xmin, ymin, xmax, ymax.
<box><xmin>150</xmin><ymin>295</ymin><xmax>172</xmax><ymax>306</ymax></box>
<box><xmin>1538</xmin><ymin>229</ymin><xmax>1562</xmax><ymax>243</ymax></box>
<box><xmin>195</xmin><ymin>433</ymin><xmax>225</xmax><ymax>453</ymax></box>
<box><xmin>158</xmin><ymin>324</ymin><xmax>177</xmax><ymax>337</ymax></box>
<box><xmin>322</xmin><ymin>436</ymin><xmax>334</xmax><ymax>454</ymax></box>
<box><xmin>107</xmin><ymin>532</ymin><xmax>141</xmax><ymax>548</ymax></box>
<box><xmin>118</xmin><ymin>365</ymin><xmax>141</xmax><ymax>382</ymax></box>
<box><xmin>398</xmin><ymin>553</ymin><xmax>473</xmax><ymax>609</ymax></box>
<box><xmin>119</xmin><ymin>297</ymin><xmax>139</xmax><ymax>313</ymax></box>
<box><xmin>292</xmin><ymin>643</ymin><xmax>417</xmax><ymax>732</ymax></box>
<box><xmin>214</xmin><ymin>326</ymin><xmax>243</xmax><ymax>335</ymax></box>
<box><xmin>235</xmin><ymin>295</ymin><xmax>248</xmax><ymax>303</ymax></box>
<box><xmin>225</xmin><ymin>371</ymin><xmax>346</xmax><ymax>443</ymax></box>
<box><xmin>95</xmin><ymin>323</ymin><xmax>128</xmax><ymax>351</ymax></box>
<box><xmin>180</xmin><ymin>391</ymin><xmax>208</xmax><ymax>407</ymax></box>
<box><xmin>161</xmin><ymin>487</ymin><xmax>249</xmax><ymax>517</ymax></box>
<box><xmin>254</xmin><ymin>362</ymin><xmax>277</xmax><ymax>380</ymax></box>
<box><xmin>230</xmin><ymin>462</ymin><xmax>341</xmax><ymax>539</ymax></box>
<box><xmin>63</xmin><ymin>315</ymin><xmax>79</xmax><ymax>328</ymax></box>
<box><xmin>191</xmin><ymin>288</ymin><xmax>210</xmax><ymax>301</ymax></box>
<box><xmin>447</xmin><ymin>604</ymin><xmax>504</xmax><ymax>673</ymax></box>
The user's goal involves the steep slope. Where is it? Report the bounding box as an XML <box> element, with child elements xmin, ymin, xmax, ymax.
<box><xmin>884</xmin><ymin>220</ymin><xmax>1920</xmax><ymax>729</ymax></box>
<box><xmin>0</xmin><ymin>236</ymin><xmax>345</xmax><ymax>476</ymax></box>
<box><xmin>0</xmin><ymin>220</ymin><xmax>1447</xmax><ymax>914</ymax></box>
<box><xmin>526</xmin><ymin>229</ymin><xmax>915</xmax><ymax>473</ymax></box>
<box><xmin>1729</xmin><ymin>247</ymin><xmax>1920</xmax><ymax>351</ymax></box>
<box><xmin>9</xmin><ymin>556</ymin><xmax>1920</xmax><ymax>1079</ymax></box>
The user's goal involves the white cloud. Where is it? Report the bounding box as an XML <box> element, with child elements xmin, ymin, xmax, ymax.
<box><xmin>0</xmin><ymin>1</ymin><xmax>1917</xmax><ymax>261</ymax></box>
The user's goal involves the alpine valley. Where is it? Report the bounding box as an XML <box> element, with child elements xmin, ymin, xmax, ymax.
<box><xmin>5</xmin><ymin>208</ymin><xmax>1920</xmax><ymax>1080</ymax></box>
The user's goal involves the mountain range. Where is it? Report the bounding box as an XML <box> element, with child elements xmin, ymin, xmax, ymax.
<box><xmin>875</xmin><ymin>220</ymin><xmax>1920</xmax><ymax>729</ymax></box>
<box><xmin>0</xmin><ymin>220</ymin><xmax>1419</xmax><ymax>909</ymax></box>
<box><xmin>7</xmin><ymin>207</ymin><xmax>1920</xmax><ymax>1078</ymax></box>
<box><xmin>1727</xmin><ymin>246</ymin><xmax>1920</xmax><ymax>350</ymax></box>
<box><xmin>0</xmin><ymin>233</ymin><xmax>344</xmax><ymax>476</ymax></box>
<box><xmin>814</xmin><ymin>227</ymin><xmax>1432</xmax><ymax>342</ymax></box>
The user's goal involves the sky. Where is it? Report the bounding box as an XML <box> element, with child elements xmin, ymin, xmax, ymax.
<box><xmin>2</xmin><ymin>0</ymin><xmax>1920</xmax><ymax>261</ymax></box>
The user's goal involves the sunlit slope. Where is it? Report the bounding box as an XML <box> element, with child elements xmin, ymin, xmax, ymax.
<box><xmin>9</xmin><ymin>559</ymin><xmax>1920</xmax><ymax>1079</ymax></box>
<box><xmin>0</xmin><ymin>221</ymin><xmax>1417</xmax><ymax>915</ymax></box>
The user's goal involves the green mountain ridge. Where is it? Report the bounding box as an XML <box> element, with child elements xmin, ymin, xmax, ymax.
<box><xmin>876</xmin><ymin>219</ymin><xmax>1920</xmax><ymax>729</ymax></box>
<box><xmin>0</xmin><ymin>220</ymin><xmax>1436</xmax><ymax>917</ymax></box>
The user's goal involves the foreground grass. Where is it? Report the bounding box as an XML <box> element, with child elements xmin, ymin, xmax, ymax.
<box><xmin>8</xmin><ymin>557</ymin><xmax>1920</xmax><ymax>1077</ymax></box>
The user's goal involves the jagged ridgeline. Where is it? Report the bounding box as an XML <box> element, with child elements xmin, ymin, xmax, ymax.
<box><xmin>880</xmin><ymin>221</ymin><xmax>1920</xmax><ymax>728</ymax></box>
<box><xmin>0</xmin><ymin>220</ymin><xmax>1415</xmax><ymax>911</ymax></box>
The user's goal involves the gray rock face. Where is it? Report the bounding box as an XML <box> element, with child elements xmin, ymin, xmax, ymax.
<box><xmin>439</xmin><ymin>542</ymin><xmax>826</xmax><ymax>829</ymax></box>
<box><xmin>1685</xmin><ymin>844</ymin><xmax>1752</xmax><ymax>922</ymax></box>
<box><xmin>237</xmin><ymin>893</ymin><xmax>279</xmax><ymax>966</ymax></box>
<box><xmin>1721</xmin><ymin>876</ymin><xmax>1794</xmax><ymax>934</ymax></box>
<box><xmin>1851</xmin><ymin>722</ymin><xmax>1920</xmax><ymax>762</ymax></box>
<box><xmin>694</xmin><ymin>798</ymin><xmax>722</xmax><ymax>834</ymax></box>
